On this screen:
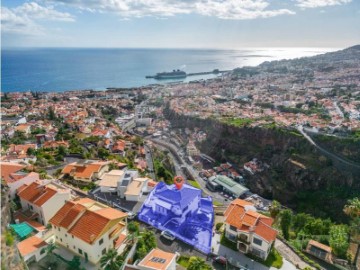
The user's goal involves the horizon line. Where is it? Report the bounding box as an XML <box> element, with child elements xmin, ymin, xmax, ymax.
<box><xmin>1</xmin><ymin>45</ymin><xmax>346</xmax><ymax>51</ymax></box>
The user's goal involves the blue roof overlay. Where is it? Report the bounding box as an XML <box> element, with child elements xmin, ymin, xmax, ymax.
<box><xmin>138</xmin><ymin>182</ymin><xmax>214</xmax><ymax>254</ymax></box>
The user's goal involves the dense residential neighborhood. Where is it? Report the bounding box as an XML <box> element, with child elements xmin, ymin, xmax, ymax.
<box><xmin>1</xmin><ymin>47</ymin><xmax>360</xmax><ymax>270</ymax></box>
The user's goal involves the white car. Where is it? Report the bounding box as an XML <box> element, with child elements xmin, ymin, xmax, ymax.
<box><xmin>161</xmin><ymin>230</ymin><xmax>176</xmax><ymax>241</ymax></box>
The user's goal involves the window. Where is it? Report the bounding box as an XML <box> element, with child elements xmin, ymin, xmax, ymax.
<box><xmin>56</xmin><ymin>236</ymin><xmax>58</xmax><ymax>239</ymax></box>
<box><xmin>230</xmin><ymin>225</ymin><xmax>237</xmax><ymax>232</ymax></box>
<box><xmin>60</xmin><ymin>238</ymin><xmax>62</xmax><ymax>242</ymax></box>
<box><xmin>99</xmin><ymin>238</ymin><xmax>103</xmax><ymax>245</ymax></box>
<box><xmin>78</xmin><ymin>248</ymin><xmax>83</xmax><ymax>255</ymax></box>
<box><xmin>102</xmin><ymin>248</ymin><xmax>106</xmax><ymax>255</ymax></box>
<box><xmin>72</xmin><ymin>235</ymin><xmax>74</xmax><ymax>239</ymax></box>
<box><xmin>65</xmin><ymin>234</ymin><xmax>67</xmax><ymax>237</ymax></box>
<box><xmin>58</xmin><ymin>228</ymin><xmax>60</xmax><ymax>231</ymax></box>
<box><xmin>253</xmin><ymin>238</ymin><xmax>262</xmax><ymax>246</ymax></box>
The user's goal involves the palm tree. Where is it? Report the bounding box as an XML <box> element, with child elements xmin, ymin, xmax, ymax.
<box><xmin>187</xmin><ymin>256</ymin><xmax>210</xmax><ymax>270</ymax></box>
<box><xmin>100</xmin><ymin>249</ymin><xmax>124</xmax><ymax>270</ymax></box>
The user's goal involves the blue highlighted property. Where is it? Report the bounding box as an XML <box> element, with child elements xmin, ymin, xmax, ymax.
<box><xmin>138</xmin><ymin>181</ymin><xmax>214</xmax><ymax>254</ymax></box>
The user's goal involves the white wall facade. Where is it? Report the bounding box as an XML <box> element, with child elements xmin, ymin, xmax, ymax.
<box><xmin>52</xmin><ymin>221</ymin><xmax>126</xmax><ymax>264</ymax></box>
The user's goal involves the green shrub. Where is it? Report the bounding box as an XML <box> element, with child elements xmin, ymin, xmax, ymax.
<box><xmin>215</xmin><ymin>222</ymin><xmax>223</xmax><ymax>231</ymax></box>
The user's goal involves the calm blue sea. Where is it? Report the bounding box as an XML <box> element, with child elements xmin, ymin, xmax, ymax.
<box><xmin>1</xmin><ymin>48</ymin><xmax>335</xmax><ymax>92</ymax></box>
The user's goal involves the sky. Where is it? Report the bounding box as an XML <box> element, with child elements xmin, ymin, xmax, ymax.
<box><xmin>1</xmin><ymin>0</ymin><xmax>360</xmax><ymax>49</ymax></box>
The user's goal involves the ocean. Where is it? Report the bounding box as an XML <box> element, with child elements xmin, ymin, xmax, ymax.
<box><xmin>1</xmin><ymin>47</ymin><xmax>336</xmax><ymax>93</ymax></box>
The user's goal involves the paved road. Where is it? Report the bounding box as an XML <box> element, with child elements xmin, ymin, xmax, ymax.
<box><xmin>150</xmin><ymin>137</ymin><xmax>229</xmax><ymax>205</ymax></box>
<box><xmin>144</xmin><ymin>144</ymin><xmax>156</xmax><ymax>180</ymax></box>
<box><xmin>297</xmin><ymin>125</ymin><xmax>360</xmax><ymax>169</ymax></box>
<box><xmin>274</xmin><ymin>239</ymin><xmax>313</xmax><ymax>270</ymax></box>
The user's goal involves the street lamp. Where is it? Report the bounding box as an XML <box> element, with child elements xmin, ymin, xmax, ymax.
<box><xmin>251</xmin><ymin>259</ymin><xmax>254</xmax><ymax>270</ymax></box>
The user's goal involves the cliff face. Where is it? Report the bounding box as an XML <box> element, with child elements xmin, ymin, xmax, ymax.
<box><xmin>165</xmin><ymin>109</ymin><xmax>360</xmax><ymax>221</ymax></box>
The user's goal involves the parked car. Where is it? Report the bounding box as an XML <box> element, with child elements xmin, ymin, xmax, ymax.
<box><xmin>161</xmin><ymin>230</ymin><xmax>176</xmax><ymax>241</ymax></box>
<box><xmin>213</xmin><ymin>256</ymin><xmax>227</xmax><ymax>265</ymax></box>
<box><xmin>127</xmin><ymin>212</ymin><xmax>136</xmax><ymax>220</ymax></box>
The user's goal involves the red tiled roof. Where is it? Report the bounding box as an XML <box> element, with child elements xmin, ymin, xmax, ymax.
<box><xmin>17</xmin><ymin>236</ymin><xmax>47</xmax><ymax>257</ymax></box>
<box><xmin>0</xmin><ymin>162</ymin><xmax>26</xmax><ymax>184</ymax></box>
<box><xmin>50</xmin><ymin>198</ymin><xmax>127</xmax><ymax>244</ymax></box>
<box><xmin>17</xmin><ymin>182</ymin><xmax>59</xmax><ymax>207</ymax></box>
<box><xmin>114</xmin><ymin>233</ymin><xmax>127</xmax><ymax>249</ymax></box>
<box><xmin>68</xmin><ymin>210</ymin><xmax>110</xmax><ymax>244</ymax></box>
<box><xmin>224</xmin><ymin>199</ymin><xmax>277</xmax><ymax>243</ymax></box>
<box><xmin>62</xmin><ymin>161</ymin><xmax>109</xmax><ymax>180</ymax></box>
<box><xmin>49</xmin><ymin>201</ymin><xmax>76</xmax><ymax>227</ymax></box>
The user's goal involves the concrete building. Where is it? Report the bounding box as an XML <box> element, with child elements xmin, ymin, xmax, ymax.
<box><xmin>207</xmin><ymin>175</ymin><xmax>248</xmax><ymax>198</ymax></box>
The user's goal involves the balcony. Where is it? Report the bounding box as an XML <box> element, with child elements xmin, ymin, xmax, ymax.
<box><xmin>237</xmin><ymin>234</ymin><xmax>250</xmax><ymax>244</ymax></box>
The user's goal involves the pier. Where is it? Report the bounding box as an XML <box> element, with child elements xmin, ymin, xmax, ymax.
<box><xmin>145</xmin><ymin>69</ymin><xmax>230</xmax><ymax>79</ymax></box>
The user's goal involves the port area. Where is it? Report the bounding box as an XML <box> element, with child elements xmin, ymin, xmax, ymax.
<box><xmin>145</xmin><ymin>69</ymin><xmax>230</xmax><ymax>79</ymax></box>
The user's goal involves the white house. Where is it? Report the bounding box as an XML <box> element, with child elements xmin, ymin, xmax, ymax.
<box><xmin>49</xmin><ymin>198</ymin><xmax>128</xmax><ymax>264</ymax></box>
<box><xmin>137</xmin><ymin>248</ymin><xmax>177</xmax><ymax>270</ymax></box>
<box><xmin>17</xmin><ymin>236</ymin><xmax>48</xmax><ymax>263</ymax></box>
<box><xmin>7</xmin><ymin>172</ymin><xmax>40</xmax><ymax>199</ymax></box>
<box><xmin>17</xmin><ymin>181</ymin><xmax>72</xmax><ymax>226</ymax></box>
<box><xmin>98</xmin><ymin>170</ymin><xmax>124</xmax><ymax>193</ymax></box>
<box><xmin>224</xmin><ymin>199</ymin><xmax>277</xmax><ymax>260</ymax></box>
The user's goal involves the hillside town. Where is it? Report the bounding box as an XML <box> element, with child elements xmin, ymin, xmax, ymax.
<box><xmin>1</xmin><ymin>47</ymin><xmax>360</xmax><ymax>270</ymax></box>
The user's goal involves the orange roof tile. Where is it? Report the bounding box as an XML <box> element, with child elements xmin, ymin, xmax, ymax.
<box><xmin>138</xmin><ymin>248</ymin><xmax>177</xmax><ymax>270</ymax></box>
<box><xmin>224</xmin><ymin>199</ymin><xmax>277</xmax><ymax>242</ymax></box>
<box><xmin>0</xmin><ymin>162</ymin><xmax>26</xmax><ymax>184</ymax></box>
<box><xmin>95</xmin><ymin>208</ymin><xmax>128</xmax><ymax>220</ymax></box>
<box><xmin>59</xmin><ymin>204</ymin><xmax>86</xmax><ymax>229</ymax></box>
<box><xmin>114</xmin><ymin>233</ymin><xmax>127</xmax><ymax>249</ymax></box>
<box><xmin>254</xmin><ymin>221</ymin><xmax>277</xmax><ymax>242</ymax></box>
<box><xmin>62</xmin><ymin>161</ymin><xmax>109</xmax><ymax>180</ymax></box>
<box><xmin>17</xmin><ymin>182</ymin><xmax>61</xmax><ymax>207</ymax></box>
<box><xmin>17</xmin><ymin>236</ymin><xmax>47</xmax><ymax>257</ymax></box>
<box><xmin>50</xmin><ymin>198</ymin><xmax>127</xmax><ymax>244</ymax></box>
<box><xmin>49</xmin><ymin>201</ymin><xmax>76</xmax><ymax>227</ymax></box>
<box><xmin>68</xmin><ymin>210</ymin><xmax>110</xmax><ymax>244</ymax></box>
<box><xmin>308</xmin><ymin>240</ymin><xmax>332</xmax><ymax>253</ymax></box>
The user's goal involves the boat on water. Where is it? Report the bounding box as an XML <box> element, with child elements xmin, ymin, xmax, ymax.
<box><xmin>146</xmin><ymin>69</ymin><xmax>187</xmax><ymax>79</ymax></box>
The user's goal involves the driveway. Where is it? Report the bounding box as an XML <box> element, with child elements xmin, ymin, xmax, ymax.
<box><xmin>212</xmin><ymin>233</ymin><xmax>297</xmax><ymax>270</ymax></box>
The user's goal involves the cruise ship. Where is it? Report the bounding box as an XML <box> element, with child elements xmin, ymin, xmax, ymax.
<box><xmin>146</xmin><ymin>69</ymin><xmax>187</xmax><ymax>79</ymax></box>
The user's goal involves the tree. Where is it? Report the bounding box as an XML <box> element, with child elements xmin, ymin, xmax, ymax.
<box><xmin>344</xmin><ymin>197</ymin><xmax>360</xmax><ymax>219</ymax></box>
<box><xmin>141</xmin><ymin>230</ymin><xmax>156</xmax><ymax>251</ymax></box>
<box><xmin>48</xmin><ymin>106</ymin><xmax>57</xmax><ymax>120</ymax></box>
<box><xmin>280</xmin><ymin>209</ymin><xmax>292</xmax><ymax>240</ymax></box>
<box><xmin>187</xmin><ymin>256</ymin><xmax>211</xmax><ymax>270</ymax></box>
<box><xmin>26</xmin><ymin>147</ymin><xmax>36</xmax><ymax>156</ymax></box>
<box><xmin>100</xmin><ymin>249</ymin><xmax>124</xmax><ymax>270</ymax></box>
<box><xmin>269</xmin><ymin>200</ymin><xmax>281</xmax><ymax>219</ymax></box>
<box><xmin>58</xmin><ymin>145</ymin><xmax>68</xmax><ymax>156</ymax></box>
<box><xmin>127</xmin><ymin>221</ymin><xmax>139</xmax><ymax>234</ymax></box>
<box><xmin>134</xmin><ymin>239</ymin><xmax>148</xmax><ymax>261</ymax></box>
<box><xmin>329</xmin><ymin>225</ymin><xmax>349</xmax><ymax>258</ymax></box>
<box><xmin>343</xmin><ymin>197</ymin><xmax>360</xmax><ymax>265</ymax></box>
<box><xmin>67</xmin><ymin>256</ymin><xmax>84</xmax><ymax>270</ymax></box>
<box><xmin>45</xmin><ymin>241</ymin><xmax>57</xmax><ymax>264</ymax></box>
